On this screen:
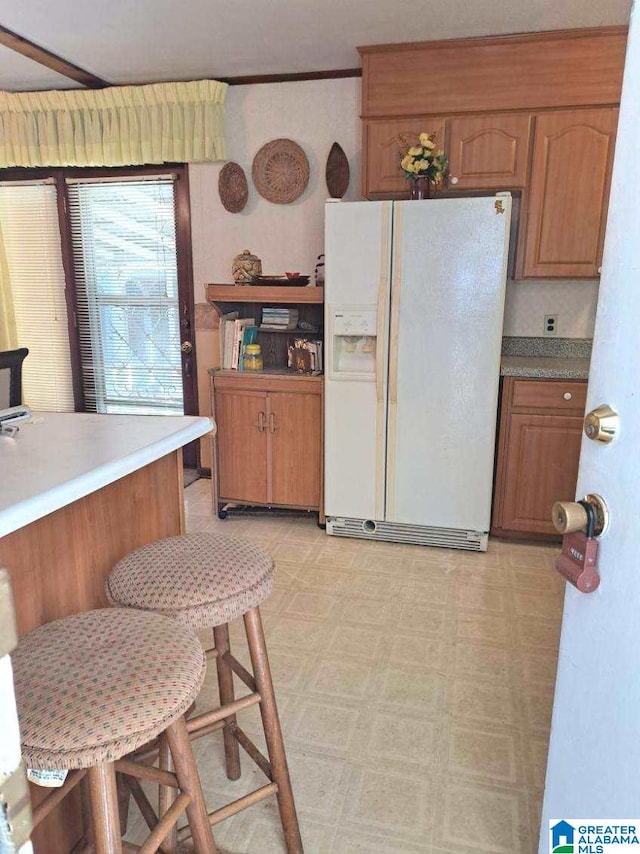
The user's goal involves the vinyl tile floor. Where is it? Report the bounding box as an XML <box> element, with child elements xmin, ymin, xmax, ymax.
<box><xmin>125</xmin><ymin>480</ymin><xmax>565</xmax><ymax>854</ymax></box>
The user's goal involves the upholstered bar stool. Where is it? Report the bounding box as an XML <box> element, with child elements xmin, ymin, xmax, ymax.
<box><xmin>13</xmin><ymin>608</ymin><xmax>218</xmax><ymax>854</ymax></box>
<box><xmin>106</xmin><ymin>533</ymin><xmax>303</xmax><ymax>854</ymax></box>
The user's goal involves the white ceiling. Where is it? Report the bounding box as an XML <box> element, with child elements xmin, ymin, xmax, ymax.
<box><xmin>0</xmin><ymin>0</ymin><xmax>632</xmax><ymax>90</ymax></box>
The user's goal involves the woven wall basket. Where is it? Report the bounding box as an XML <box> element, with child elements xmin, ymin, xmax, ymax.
<box><xmin>252</xmin><ymin>138</ymin><xmax>310</xmax><ymax>204</ymax></box>
<box><xmin>218</xmin><ymin>161</ymin><xmax>249</xmax><ymax>213</ymax></box>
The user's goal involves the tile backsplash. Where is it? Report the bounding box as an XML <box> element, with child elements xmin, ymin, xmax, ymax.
<box><xmin>503</xmin><ymin>279</ymin><xmax>599</xmax><ymax>338</ymax></box>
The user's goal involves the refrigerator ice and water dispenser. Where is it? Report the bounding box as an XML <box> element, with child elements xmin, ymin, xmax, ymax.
<box><xmin>329</xmin><ymin>308</ymin><xmax>377</xmax><ymax>378</ymax></box>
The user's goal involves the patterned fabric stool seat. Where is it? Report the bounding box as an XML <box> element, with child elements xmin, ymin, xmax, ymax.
<box><xmin>14</xmin><ymin>608</ymin><xmax>217</xmax><ymax>854</ymax></box>
<box><xmin>106</xmin><ymin>533</ymin><xmax>303</xmax><ymax>854</ymax></box>
<box><xmin>106</xmin><ymin>533</ymin><xmax>274</xmax><ymax>629</ymax></box>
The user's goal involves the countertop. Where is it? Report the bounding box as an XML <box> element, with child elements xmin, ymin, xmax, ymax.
<box><xmin>500</xmin><ymin>355</ymin><xmax>590</xmax><ymax>380</ymax></box>
<box><xmin>0</xmin><ymin>412</ymin><xmax>213</xmax><ymax>538</ymax></box>
<box><xmin>500</xmin><ymin>337</ymin><xmax>591</xmax><ymax>380</ymax></box>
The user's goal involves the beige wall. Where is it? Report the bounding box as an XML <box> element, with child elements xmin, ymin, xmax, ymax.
<box><xmin>190</xmin><ymin>76</ymin><xmax>361</xmax><ymax>468</ymax></box>
<box><xmin>503</xmin><ymin>279</ymin><xmax>598</xmax><ymax>338</ymax></box>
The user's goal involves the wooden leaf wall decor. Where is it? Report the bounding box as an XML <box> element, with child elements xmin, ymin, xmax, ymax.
<box><xmin>326</xmin><ymin>142</ymin><xmax>350</xmax><ymax>198</ymax></box>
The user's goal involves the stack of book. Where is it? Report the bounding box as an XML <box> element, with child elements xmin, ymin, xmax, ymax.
<box><xmin>219</xmin><ymin>312</ymin><xmax>259</xmax><ymax>370</ymax></box>
<box><xmin>287</xmin><ymin>337</ymin><xmax>323</xmax><ymax>374</ymax></box>
<box><xmin>260</xmin><ymin>308</ymin><xmax>299</xmax><ymax>331</ymax></box>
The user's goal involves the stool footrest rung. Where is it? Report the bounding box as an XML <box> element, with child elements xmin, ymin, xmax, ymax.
<box><xmin>226</xmin><ymin>652</ymin><xmax>257</xmax><ymax>692</ymax></box>
<box><xmin>185</xmin><ymin>692</ymin><xmax>261</xmax><ymax>733</ymax></box>
<box><xmin>115</xmin><ymin>759</ymin><xmax>179</xmax><ymax>790</ymax></box>
<box><xmin>139</xmin><ymin>792</ymin><xmax>190</xmax><ymax>854</ymax></box>
<box><xmin>177</xmin><ymin>782</ymin><xmax>279</xmax><ymax>841</ymax></box>
<box><xmin>230</xmin><ymin>724</ymin><xmax>273</xmax><ymax>781</ymax></box>
<box><xmin>125</xmin><ymin>774</ymin><xmax>159</xmax><ymax>832</ymax></box>
<box><xmin>32</xmin><ymin>769</ymin><xmax>87</xmax><ymax>826</ymax></box>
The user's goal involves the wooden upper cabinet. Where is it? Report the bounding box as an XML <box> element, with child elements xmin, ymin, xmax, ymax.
<box><xmin>359</xmin><ymin>28</ymin><xmax>626</xmax><ymax>118</ymax></box>
<box><xmin>363</xmin><ymin>116</ymin><xmax>446</xmax><ymax>198</ymax></box>
<box><xmin>447</xmin><ymin>114</ymin><xmax>532</xmax><ymax>189</ymax></box>
<box><xmin>521</xmin><ymin>107</ymin><xmax>619</xmax><ymax>278</ymax></box>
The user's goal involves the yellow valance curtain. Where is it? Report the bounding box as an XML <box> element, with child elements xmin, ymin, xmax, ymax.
<box><xmin>0</xmin><ymin>80</ymin><xmax>227</xmax><ymax>168</ymax></box>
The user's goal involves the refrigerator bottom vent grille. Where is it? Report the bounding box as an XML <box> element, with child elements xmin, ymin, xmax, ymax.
<box><xmin>326</xmin><ymin>517</ymin><xmax>488</xmax><ymax>552</ymax></box>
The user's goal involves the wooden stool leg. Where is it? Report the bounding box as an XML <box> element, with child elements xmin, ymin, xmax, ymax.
<box><xmin>158</xmin><ymin>733</ymin><xmax>178</xmax><ymax>853</ymax></box>
<box><xmin>213</xmin><ymin>622</ymin><xmax>242</xmax><ymax>781</ymax></box>
<box><xmin>116</xmin><ymin>771</ymin><xmax>130</xmax><ymax>836</ymax></box>
<box><xmin>87</xmin><ymin>763</ymin><xmax>123</xmax><ymax>854</ymax></box>
<box><xmin>164</xmin><ymin>715</ymin><xmax>218</xmax><ymax>854</ymax></box>
<box><xmin>244</xmin><ymin>607</ymin><xmax>304</xmax><ymax>854</ymax></box>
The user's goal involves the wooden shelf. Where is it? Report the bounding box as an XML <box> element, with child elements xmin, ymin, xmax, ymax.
<box><xmin>206</xmin><ymin>284</ymin><xmax>324</xmax><ymax>304</ymax></box>
<box><xmin>210</xmin><ymin>368</ymin><xmax>322</xmax><ymax>382</ymax></box>
<box><xmin>258</xmin><ymin>327</ymin><xmax>323</xmax><ymax>335</ymax></box>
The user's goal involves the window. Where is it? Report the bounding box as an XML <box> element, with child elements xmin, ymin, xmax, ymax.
<box><xmin>67</xmin><ymin>177</ymin><xmax>184</xmax><ymax>415</ymax></box>
<box><xmin>0</xmin><ymin>181</ymin><xmax>75</xmax><ymax>411</ymax></box>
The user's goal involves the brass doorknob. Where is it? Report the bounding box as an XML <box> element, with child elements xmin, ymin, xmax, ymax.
<box><xmin>552</xmin><ymin>495</ymin><xmax>609</xmax><ymax>536</ymax></box>
<box><xmin>584</xmin><ymin>404</ymin><xmax>619</xmax><ymax>443</ymax></box>
<box><xmin>181</xmin><ymin>341</ymin><xmax>193</xmax><ymax>354</ymax></box>
<box><xmin>552</xmin><ymin>501</ymin><xmax>588</xmax><ymax>534</ymax></box>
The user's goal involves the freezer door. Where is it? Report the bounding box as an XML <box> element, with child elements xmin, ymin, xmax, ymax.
<box><xmin>386</xmin><ymin>195</ymin><xmax>511</xmax><ymax>531</ymax></box>
<box><xmin>324</xmin><ymin>201</ymin><xmax>392</xmax><ymax>520</ymax></box>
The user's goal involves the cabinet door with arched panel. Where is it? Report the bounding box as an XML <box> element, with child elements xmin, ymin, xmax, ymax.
<box><xmin>363</xmin><ymin>117</ymin><xmax>446</xmax><ymax>198</ymax></box>
<box><xmin>521</xmin><ymin>107</ymin><xmax>618</xmax><ymax>278</ymax></box>
<box><xmin>447</xmin><ymin>113</ymin><xmax>532</xmax><ymax>189</ymax></box>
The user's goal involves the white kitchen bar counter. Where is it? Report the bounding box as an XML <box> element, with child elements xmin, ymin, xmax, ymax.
<box><xmin>0</xmin><ymin>410</ymin><xmax>213</xmax><ymax>854</ymax></box>
<box><xmin>0</xmin><ymin>412</ymin><xmax>213</xmax><ymax>538</ymax></box>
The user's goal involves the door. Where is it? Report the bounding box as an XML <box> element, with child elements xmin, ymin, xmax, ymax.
<box><xmin>540</xmin><ymin>9</ymin><xmax>640</xmax><ymax>845</ymax></box>
<box><xmin>364</xmin><ymin>117</ymin><xmax>446</xmax><ymax>197</ymax></box>
<box><xmin>324</xmin><ymin>201</ymin><xmax>392</xmax><ymax>521</ymax></box>
<box><xmin>500</xmin><ymin>413</ymin><xmax>583</xmax><ymax>534</ymax></box>
<box><xmin>447</xmin><ymin>113</ymin><xmax>532</xmax><ymax>189</ymax></box>
<box><xmin>65</xmin><ymin>169</ymin><xmax>199</xmax><ymax>465</ymax></box>
<box><xmin>215</xmin><ymin>389</ymin><xmax>268</xmax><ymax>504</ymax></box>
<box><xmin>387</xmin><ymin>196</ymin><xmax>510</xmax><ymax>531</ymax></box>
<box><xmin>269</xmin><ymin>392</ymin><xmax>322</xmax><ymax>507</ymax></box>
<box><xmin>522</xmin><ymin>108</ymin><xmax>618</xmax><ymax>278</ymax></box>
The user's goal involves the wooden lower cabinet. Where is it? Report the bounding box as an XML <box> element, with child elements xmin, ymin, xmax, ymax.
<box><xmin>211</xmin><ymin>372</ymin><xmax>323</xmax><ymax>515</ymax></box>
<box><xmin>270</xmin><ymin>391</ymin><xmax>322</xmax><ymax>507</ymax></box>
<box><xmin>215</xmin><ymin>389</ymin><xmax>268</xmax><ymax>504</ymax></box>
<box><xmin>493</xmin><ymin>377</ymin><xmax>586</xmax><ymax>537</ymax></box>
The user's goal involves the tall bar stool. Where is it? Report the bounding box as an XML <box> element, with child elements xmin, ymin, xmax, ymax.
<box><xmin>105</xmin><ymin>533</ymin><xmax>303</xmax><ymax>854</ymax></box>
<box><xmin>13</xmin><ymin>608</ymin><xmax>218</xmax><ymax>854</ymax></box>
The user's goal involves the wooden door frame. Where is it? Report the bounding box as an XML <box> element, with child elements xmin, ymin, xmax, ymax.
<box><xmin>0</xmin><ymin>164</ymin><xmax>199</xmax><ymax>466</ymax></box>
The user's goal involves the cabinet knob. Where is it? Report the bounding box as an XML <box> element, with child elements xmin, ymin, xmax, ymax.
<box><xmin>563</xmin><ymin>392</ymin><xmax>572</xmax><ymax>401</ymax></box>
<box><xmin>450</xmin><ymin>176</ymin><xmax>459</xmax><ymax>185</ymax></box>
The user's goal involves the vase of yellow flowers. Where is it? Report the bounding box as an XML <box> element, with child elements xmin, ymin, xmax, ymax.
<box><xmin>399</xmin><ymin>132</ymin><xmax>449</xmax><ymax>199</ymax></box>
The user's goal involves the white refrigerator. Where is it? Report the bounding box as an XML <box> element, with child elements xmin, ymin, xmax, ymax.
<box><xmin>324</xmin><ymin>195</ymin><xmax>511</xmax><ymax>551</ymax></box>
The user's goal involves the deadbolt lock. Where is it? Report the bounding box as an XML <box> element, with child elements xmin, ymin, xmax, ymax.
<box><xmin>584</xmin><ymin>404</ymin><xmax>619</xmax><ymax>443</ymax></box>
<box><xmin>180</xmin><ymin>341</ymin><xmax>193</xmax><ymax>354</ymax></box>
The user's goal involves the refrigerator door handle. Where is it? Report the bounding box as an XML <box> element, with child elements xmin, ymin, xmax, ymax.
<box><xmin>375</xmin><ymin>275</ymin><xmax>387</xmax><ymax>404</ymax></box>
<box><xmin>388</xmin><ymin>207</ymin><xmax>403</xmax><ymax>408</ymax></box>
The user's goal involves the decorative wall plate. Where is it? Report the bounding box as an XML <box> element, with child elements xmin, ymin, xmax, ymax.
<box><xmin>252</xmin><ymin>138</ymin><xmax>310</xmax><ymax>204</ymax></box>
<box><xmin>326</xmin><ymin>142</ymin><xmax>350</xmax><ymax>198</ymax></box>
<box><xmin>218</xmin><ymin>162</ymin><xmax>248</xmax><ymax>213</ymax></box>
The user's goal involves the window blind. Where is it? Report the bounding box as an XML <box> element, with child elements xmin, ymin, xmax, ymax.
<box><xmin>0</xmin><ymin>182</ymin><xmax>75</xmax><ymax>411</ymax></box>
<box><xmin>66</xmin><ymin>178</ymin><xmax>184</xmax><ymax>415</ymax></box>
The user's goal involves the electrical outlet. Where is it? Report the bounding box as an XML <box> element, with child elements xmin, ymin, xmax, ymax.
<box><xmin>544</xmin><ymin>314</ymin><xmax>558</xmax><ymax>336</ymax></box>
